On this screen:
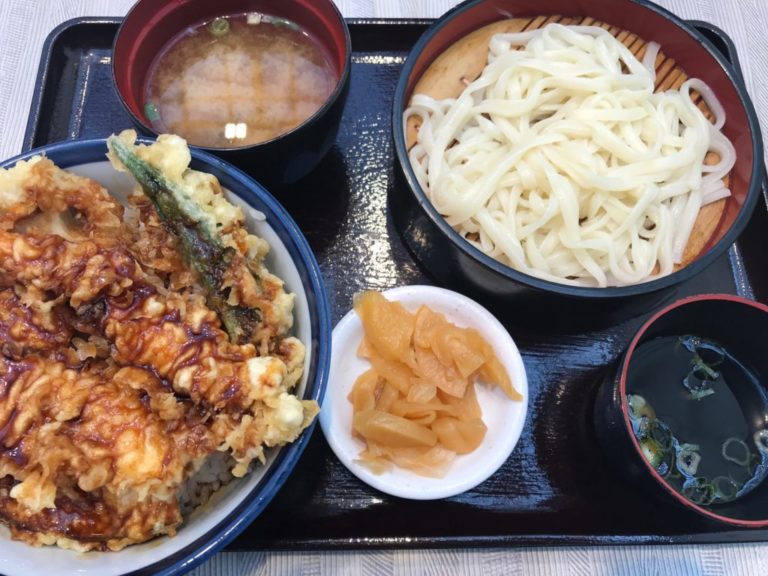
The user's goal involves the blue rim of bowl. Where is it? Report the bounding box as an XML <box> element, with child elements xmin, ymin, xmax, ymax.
<box><xmin>392</xmin><ymin>0</ymin><xmax>765</xmax><ymax>299</ymax></box>
<box><xmin>112</xmin><ymin>1</ymin><xmax>352</xmax><ymax>152</ymax></box>
<box><xmin>0</xmin><ymin>138</ymin><xmax>332</xmax><ymax>576</ymax></box>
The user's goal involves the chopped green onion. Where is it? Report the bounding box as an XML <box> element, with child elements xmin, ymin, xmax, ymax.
<box><xmin>144</xmin><ymin>102</ymin><xmax>160</xmax><ymax>123</ymax></box>
<box><xmin>682</xmin><ymin>477</ymin><xmax>715</xmax><ymax>506</ymax></box>
<box><xmin>722</xmin><ymin>437</ymin><xmax>751</xmax><ymax>466</ymax></box>
<box><xmin>628</xmin><ymin>394</ymin><xmax>655</xmax><ymax>420</ymax></box>
<box><xmin>712</xmin><ymin>476</ymin><xmax>739</xmax><ymax>502</ymax></box>
<box><xmin>640</xmin><ymin>438</ymin><xmax>665</xmax><ymax>469</ymax></box>
<box><xmin>210</xmin><ymin>17</ymin><xmax>230</xmax><ymax>37</ymax></box>
<box><xmin>269</xmin><ymin>16</ymin><xmax>299</xmax><ymax>30</ymax></box>
<box><xmin>676</xmin><ymin>445</ymin><xmax>701</xmax><ymax>477</ymax></box>
<box><xmin>631</xmin><ymin>415</ymin><xmax>650</xmax><ymax>440</ymax></box>
<box><xmin>689</xmin><ymin>386</ymin><xmax>715</xmax><ymax>400</ymax></box>
<box><xmin>649</xmin><ymin>419</ymin><xmax>673</xmax><ymax>451</ymax></box>
<box><xmin>683</xmin><ymin>371</ymin><xmax>715</xmax><ymax>400</ymax></box>
<box><xmin>679</xmin><ymin>335</ymin><xmax>724</xmax><ymax>400</ymax></box>
<box><xmin>692</xmin><ymin>360</ymin><xmax>719</xmax><ymax>381</ymax></box>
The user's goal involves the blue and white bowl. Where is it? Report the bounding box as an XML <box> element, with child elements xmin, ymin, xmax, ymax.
<box><xmin>0</xmin><ymin>139</ymin><xmax>331</xmax><ymax>576</ymax></box>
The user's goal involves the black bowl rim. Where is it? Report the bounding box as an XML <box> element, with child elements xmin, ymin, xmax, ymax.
<box><xmin>392</xmin><ymin>0</ymin><xmax>765</xmax><ymax>300</ymax></box>
<box><xmin>618</xmin><ymin>292</ymin><xmax>768</xmax><ymax>527</ymax></box>
<box><xmin>112</xmin><ymin>0</ymin><xmax>352</xmax><ymax>153</ymax></box>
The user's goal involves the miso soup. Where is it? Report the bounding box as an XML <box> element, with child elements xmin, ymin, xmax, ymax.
<box><xmin>626</xmin><ymin>335</ymin><xmax>768</xmax><ymax>506</ymax></box>
<box><xmin>144</xmin><ymin>13</ymin><xmax>338</xmax><ymax>148</ymax></box>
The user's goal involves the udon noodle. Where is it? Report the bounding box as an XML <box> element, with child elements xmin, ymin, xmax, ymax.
<box><xmin>405</xmin><ymin>24</ymin><xmax>736</xmax><ymax>287</ymax></box>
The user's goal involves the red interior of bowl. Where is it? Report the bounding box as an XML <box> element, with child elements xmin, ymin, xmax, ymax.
<box><xmin>403</xmin><ymin>0</ymin><xmax>757</xmax><ymax>263</ymax></box>
<box><xmin>114</xmin><ymin>0</ymin><xmax>348</xmax><ymax>130</ymax></box>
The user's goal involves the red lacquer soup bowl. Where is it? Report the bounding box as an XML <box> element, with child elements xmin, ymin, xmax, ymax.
<box><xmin>113</xmin><ymin>0</ymin><xmax>351</xmax><ymax>186</ymax></box>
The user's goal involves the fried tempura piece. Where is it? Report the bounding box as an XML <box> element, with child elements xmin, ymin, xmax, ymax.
<box><xmin>0</xmin><ymin>155</ymin><xmax>123</xmax><ymax>236</ymax></box>
<box><xmin>124</xmin><ymin>193</ymin><xmax>195</xmax><ymax>291</ymax></box>
<box><xmin>107</xmin><ymin>131</ymin><xmax>297</xmax><ymax>351</ymax></box>
<box><xmin>1</xmin><ymin>228</ymin><xmax>312</xmax><ymax>463</ymax></box>
<box><xmin>0</xmin><ymin>357</ymin><xmax>214</xmax><ymax>551</ymax></box>
<box><xmin>0</xmin><ymin>231</ymin><xmax>138</xmax><ymax>308</ymax></box>
<box><xmin>102</xmin><ymin>287</ymin><xmax>312</xmax><ymax>472</ymax></box>
<box><xmin>0</xmin><ymin>289</ymin><xmax>71</xmax><ymax>359</ymax></box>
<box><xmin>106</xmin><ymin>290</ymin><xmax>314</xmax><ymax>473</ymax></box>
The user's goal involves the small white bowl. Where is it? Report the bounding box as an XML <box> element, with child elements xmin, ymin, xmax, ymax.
<box><xmin>319</xmin><ymin>285</ymin><xmax>528</xmax><ymax>500</ymax></box>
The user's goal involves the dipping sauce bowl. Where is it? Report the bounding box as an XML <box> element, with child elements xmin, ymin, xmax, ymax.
<box><xmin>594</xmin><ymin>294</ymin><xmax>768</xmax><ymax>527</ymax></box>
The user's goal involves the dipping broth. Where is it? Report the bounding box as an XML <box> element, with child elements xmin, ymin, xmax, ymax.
<box><xmin>626</xmin><ymin>335</ymin><xmax>768</xmax><ymax>506</ymax></box>
<box><xmin>144</xmin><ymin>13</ymin><xmax>338</xmax><ymax>148</ymax></box>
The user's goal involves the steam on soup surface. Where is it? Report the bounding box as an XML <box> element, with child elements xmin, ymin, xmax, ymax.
<box><xmin>144</xmin><ymin>13</ymin><xmax>338</xmax><ymax>148</ymax></box>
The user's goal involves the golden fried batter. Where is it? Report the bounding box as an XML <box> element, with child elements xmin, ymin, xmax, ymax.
<box><xmin>124</xmin><ymin>193</ymin><xmax>194</xmax><ymax>291</ymax></box>
<box><xmin>0</xmin><ymin>290</ymin><xmax>71</xmax><ymax>359</ymax></box>
<box><xmin>0</xmin><ymin>156</ymin><xmax>123</xmax><ymax>237</ymax></box>
<box><xmin>0</xmin><ymin>230</ymin><xmax>137</xmax><ymax>307</ymax></box>
<box><xmin>0</xmin><ymin>357</ymin><xmax>213</xmax><ymax>550</ymax></box>
<box><xmin>0</xmin><ymin>153</ymin><xmax>316</xmax><ymax>550</ymax></box>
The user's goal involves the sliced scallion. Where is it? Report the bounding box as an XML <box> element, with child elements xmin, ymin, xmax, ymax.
<box><xmin>712</xmin><ymin>476</ymin><xmax>739</xmax><ymax>502</ymax></box>
<box><xmin>269</xmin><ymin>16</ymin><xmax>299</xmax><ymax>30</ymax></box>
<box><xmin>143</xmin><ymin>102</ymin><xmax>160</xmax><ymax>123</ymax></box>
<box><xmin>722</xmin><ymin>437</ymin><xmax>751</xmax><ymax>466</ymax></box>
<box><xmin>210</xmin><ymin>17</ymin><xmax>230</xmax><ymax>37</ymax></box>
<box><xmin>692</xmin><ymin>360</ymin><xmax>719</xmax><ymax>381</ymax></box>
<box><xmin>649</xmin><ymin>419</ymin><xmax>673</xmax><ymax>451</ymax></box>
<box><xmin>676</xmin><ymin>445</ymin><xmax>701</xmax><ymax>477</ymax></box>
<box><xmin>683</xmin><ymin>371</ymin><xmax>715</xmax><ymax>400</ymax></box>
<box><xmin>640</xmin><ymin>438</ymin><xmax>665</xmax><ymax>469</ymax></box>
<box><xmin>682</xmin><ymin>477</ymin><xmax>716</xmax><ymax>506</ymax></box>
<box><xmin>627</xmin><ymin>394</ymin><xmax>655</xmax><ymax>420</ymax></box>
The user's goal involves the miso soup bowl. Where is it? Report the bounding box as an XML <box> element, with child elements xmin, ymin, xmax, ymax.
<box><xmin>593</xmin><ymin>294</ymin><xmax>768</xmax><ymax>527</ymax></box>
<box><xmin>391</xmin><ymin>0</ymin><xmax>764</xmax><ymax>327</ymax></box>
<box><xmin>113</xmin><ymin>0</ymin><xmax>351</xmax><ymax>187</ymax></box>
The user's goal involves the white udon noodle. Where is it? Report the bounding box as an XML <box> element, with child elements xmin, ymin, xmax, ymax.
<box><xmin>405</xmin><ymin>24</ymin><xmax>736</xmax><ymax>287</ymax></box>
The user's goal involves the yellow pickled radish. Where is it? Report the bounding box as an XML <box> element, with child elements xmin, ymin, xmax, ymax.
<box><xmin>348</xmin><ymin>290</ymin><xmax>521</xmax><ymax>477</ymax></box>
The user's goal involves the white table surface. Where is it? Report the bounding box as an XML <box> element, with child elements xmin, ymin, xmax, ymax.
<box><xmin>1</xmin><ymin>1</ymin><xmax>767</xmax><ymax>574</ymax></box>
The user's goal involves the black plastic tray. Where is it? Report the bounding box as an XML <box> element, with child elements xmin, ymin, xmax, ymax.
<box><xmin>23</xmin><ymin>17</ymin><xmax>768</xmax><ymax>549</ymax></box>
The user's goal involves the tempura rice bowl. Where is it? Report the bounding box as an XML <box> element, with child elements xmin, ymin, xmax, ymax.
<box><xmin>0</xmin><ymin>138</ymin><xmax>330</xmax><ymax>576</ymax></box>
